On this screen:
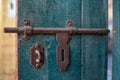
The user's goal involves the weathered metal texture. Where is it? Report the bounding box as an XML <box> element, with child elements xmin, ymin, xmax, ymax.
<box><xmin>56</xmin><ymin>33</ymin><xmax>70</xmax><ymax>71</ymax></box>
<box><xmin>113</xmin><ymin>0</ymin><xmax>120</xmax><ymax>80</ymax></box>
<box><xmin>18</xmin><ymin>0</ymin><xmax>81</xmax><ymax>80</ymax></box>
<box><xmin>4</xmin><ymin>27</ymin><xmax>109</xmax><ymax>34</ymax></box>
<box><xmin>17</xmin><ymin>0</ymin><xmax>108</xmax><ymax>80</ymax></box>
<box><xmin>30</xmin><ymin>43</ymin><xmax>44</xmax><ymax>69</ymax></box>
<box><xmin>81</xmin><ymin>0</ymin><xmax>108</xmax><ymax>80</ymax></box>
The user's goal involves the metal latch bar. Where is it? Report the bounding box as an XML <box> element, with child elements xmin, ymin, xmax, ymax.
<box><xmin>4</xmin><ymin>27</ymin><xmax>109</xmax><ymax>34</ymax></box>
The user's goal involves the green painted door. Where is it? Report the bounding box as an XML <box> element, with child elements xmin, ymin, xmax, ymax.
<box><xmin>113</xmin><ymin>0</ymin><xmax>120</xmax><ymax>80</ymax></box>
<box><xmin>18</xmin><ymin>0</ymin><xmax>108</xmax><ymax>80</ymax></box>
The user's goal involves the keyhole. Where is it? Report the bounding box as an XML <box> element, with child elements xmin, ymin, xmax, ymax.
<box><xmin>35</xmin><ymin>50</ymin><xmax>41</xmax><ymax>62</ymax></box>
<box><xmin>61</xmin><ymin>49</ymin><xmax>64</xmax><ymax>62</ymax></box>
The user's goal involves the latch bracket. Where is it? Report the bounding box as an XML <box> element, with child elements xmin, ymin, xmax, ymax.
<box><xmin>56</xmin><ymin>33</ymin><xmax>71</xmax><ymax>71</ymax></box>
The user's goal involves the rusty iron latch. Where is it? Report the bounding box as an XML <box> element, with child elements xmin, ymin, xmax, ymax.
<box><xmin>4</xmin><ymin>20</ymin><xmax>109</xmax><ymax>71</ymax></box>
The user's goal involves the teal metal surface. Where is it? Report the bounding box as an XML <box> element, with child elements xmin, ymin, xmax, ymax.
<box><xmin>18</xmin><ymin>0</ymin><xmax>108</xmax><ymax>80</ymax></box>
<box><xmin>81</xmin><ymin>0</ymin><xmax>108</xmax><ymax>80</ymax></box>
<box><xmin>18</xmin><ymin>0</ymin><xmax>81</xmax><ymax>80</ymax></box>
<box><xmin>113</xmin><ymin>0</ymin><xmax>120</xmax><ymax>80</ymax></box>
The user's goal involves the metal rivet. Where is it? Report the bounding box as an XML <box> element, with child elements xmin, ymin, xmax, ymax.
<box><xmin>67</xmin><ymin>21</ymin><xmax>73</xmax><ymax>27</ymax></box>
<box><xmin>23</xmin><ymin>19</ymin><xmax>30</xmax><ymax>26</ymax></box>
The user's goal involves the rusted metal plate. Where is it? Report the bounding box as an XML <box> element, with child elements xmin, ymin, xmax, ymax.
<box><xmin>56</xmin><ymin>33</ymin><xmax>70</xmax><ymax>71</ymax></box>
<box><xmin>30</xmin><ymin>43</ymin><xmax>44</xmax><ymax>69</ymax></box>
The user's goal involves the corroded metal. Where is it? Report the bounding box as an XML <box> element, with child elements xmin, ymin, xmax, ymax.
<box><xmin>23</xmin><ymin>19</ymin><xmax>30</xmax><ymax>26</ymax></box>
<box><xmin>20</xmin><ymin>20</ymin><xmax>32</xmax><ymax>41</ymax></box>
<box><xmin>4</xmin><ymin>27</ymin><xmax>109</xmax><ymax>34</ymax></box>
<box><xmin>56</xmin><ymin>33</ymin><xmax>70</xmax><ymax>71</ymax></box>
<box><xmin>4</xmin><ymin>20</ymin><xmax>109</xmax><ymax>71</ymax></box>
<box><xmin>30</xmin><ymin>43</ymin><xmax>44</xmax><ymax>69</ymax></box>
<box><xmin>66</xmin><ymin>20</ymin><xmax>73</xmax><ymax>27</ymax></box>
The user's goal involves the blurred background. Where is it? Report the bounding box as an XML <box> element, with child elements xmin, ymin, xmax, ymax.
<box><xmin>0</xmin><ymin>0</ymin><xmax>17</xmax><ymax>80</ymax></box>
<box><xmin>0</xmin><ymin>0</ymin><xmax>113</xmax><ymax>80</ymax></box>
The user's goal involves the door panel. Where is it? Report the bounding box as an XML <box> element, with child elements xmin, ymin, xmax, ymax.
<box><xmin>18</xmin><ymin>0</ymin><xmax>81</xmax><ymax>80</ymax></box>
<box><xmin>18</xmin><ymin>0</ymin><xmax>108</xmax><ymax>80</ymax></box>
<box><xmin>81</xmin><ymin>0</ymin><xmax>108</xmax><ymax>80</ymax></box>
<box><xmin>113</xmin><ymin>0</ymin><xmax>120</xmax><ymax>80</ymax></box>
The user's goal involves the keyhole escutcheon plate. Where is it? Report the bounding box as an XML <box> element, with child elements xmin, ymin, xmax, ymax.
<box><xmin>30</xmin><ymin>43</ymin><xmax>44</xmax><ymax>69</ymax></box>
